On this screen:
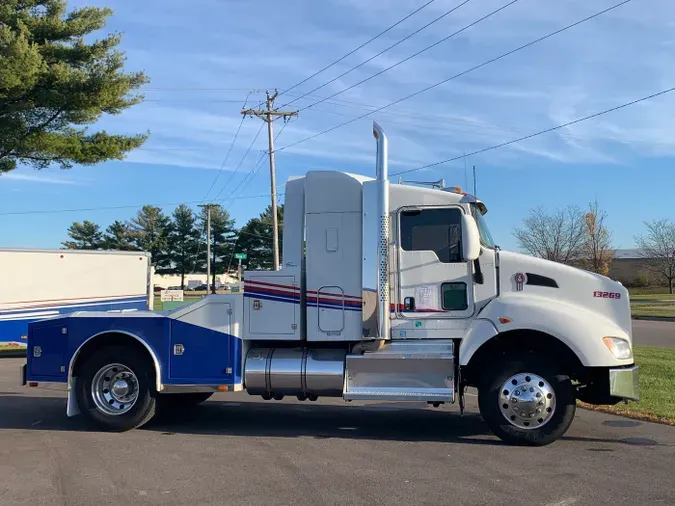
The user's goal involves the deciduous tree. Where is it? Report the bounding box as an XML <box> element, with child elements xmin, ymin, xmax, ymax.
<box><xmin>0</xmin><ymin>0</ymin><xmax>148</xmax><ymax>174</ymax></box>
<box><xmin>512</xmin><ymin>205</ymin><xmax>586</xmax><ymax>264</ymax></box>
<box><xmin>581</xmin><ymin>200</ymin><xmax>614</xmax><ymax>276</ymax></box>
<box><xmin>634</xmin><ymin>219</ymin><xmax>675</xmax><ymax>294</ymax></box>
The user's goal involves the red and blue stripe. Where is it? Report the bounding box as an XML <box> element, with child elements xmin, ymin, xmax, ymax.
<box><xmin>244</xmin><ymin>280</ymin><xmax>362</xmax><ymax>312</ymax></box>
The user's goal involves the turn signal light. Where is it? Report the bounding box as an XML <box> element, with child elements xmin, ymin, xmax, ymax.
<box><xmin>218</xmin><ymin>385</ymin><xmax>229</xmax><ymax>392</ymax></box>
<box><xmin>602</xmin><ymin>337</ymin><xmax>632</xmax><ymax>360</ymax></box>
<box><xmin>498</xmin><ymin>317</ymin><xmax>512</xmax><ymax>324</ymax></box>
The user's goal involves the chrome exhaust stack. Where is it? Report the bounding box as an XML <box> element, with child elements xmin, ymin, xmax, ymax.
<box><xmin>372</xmin><ymin>121</ymin><xmax>390</xmax><ymax>341</ymax></box>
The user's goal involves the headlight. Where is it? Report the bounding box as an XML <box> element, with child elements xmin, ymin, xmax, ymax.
<box><xmin>602</xmin><ymin>337</ymin><xmax>633</xmax><ymax>360</ymax></box>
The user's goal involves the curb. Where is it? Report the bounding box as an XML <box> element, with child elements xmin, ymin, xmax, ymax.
<box><xmin>632</xmin><ymin>316</ymin><xmax>675</xmax><ymax>322</ymax></box>
<box><xmin>0</xmin><ymin>351</ymin><xmax>27</xmax><ymax>358</ymax></box>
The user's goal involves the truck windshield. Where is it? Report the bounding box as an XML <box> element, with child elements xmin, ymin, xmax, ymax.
<box><xmin>471</xmin><ymin>204</ymin><xmax>496</xmax><ymax>248</ymax></box>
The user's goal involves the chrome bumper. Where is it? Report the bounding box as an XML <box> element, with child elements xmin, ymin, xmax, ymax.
<box><xmin>609</xmin><ymin>365</ymin><xmax>639</xmax><ymax>401</ymax></box>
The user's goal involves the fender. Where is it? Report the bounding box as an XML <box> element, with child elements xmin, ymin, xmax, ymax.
<box><xmin>460</xmin><ymin>294</ymin><xmax>633</xmax><ymax>368</ymax></box>
<box><xmin>66</xmin><ymin>330</ymin><xmax>163</xmax><ymax>418</ymax></box>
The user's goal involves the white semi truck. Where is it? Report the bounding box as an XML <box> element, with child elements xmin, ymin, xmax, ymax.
<box><xmin>1</xmin><ymin>248</ymin><xmax>153</xmax><ymax>346</ymax></box>
<box><xmin>20</xmin><ymin>123</ymin><xmax>639</xmax><ymax>446</ymax></box>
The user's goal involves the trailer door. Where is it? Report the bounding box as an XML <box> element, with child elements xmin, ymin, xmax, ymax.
<box><xmin>396</xmin><ymin>205</ymin><xmax>474</xmax><ymax>319</ymax></box>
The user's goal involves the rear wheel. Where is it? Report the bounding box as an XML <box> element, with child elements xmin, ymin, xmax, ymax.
<box><xmin>76</xmin><ymin>345</ymin><xmax>157</xmax><ymax>431</ymax></box>
<box><xmin>477</xmin><ymin>357</ymin><xmax>576</xmax><ymax>446</ymax></box>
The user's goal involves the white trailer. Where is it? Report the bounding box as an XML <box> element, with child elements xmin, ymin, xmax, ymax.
<box><xmin>20</xmin><ymin>123</ymin><xmax>639</xmax><ymax>446</ymax></box>
<box><xmin>1</xmin><ymin>249</ymin><xmax>153</xmax><ymax>345</ymax></box>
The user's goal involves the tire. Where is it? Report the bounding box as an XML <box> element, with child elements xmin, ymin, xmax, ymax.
<box><xmin>75</xmin><ymin>345</ymin><xmax>157</xmax><ymax>432</ymax></box>
<box><xmin>477</xmin><ymin>357</ymin><xmax>576</xmax><ymax>446</ymax></box>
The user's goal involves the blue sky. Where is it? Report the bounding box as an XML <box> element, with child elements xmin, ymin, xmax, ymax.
<box><xmin>1</xmin><ymin>0</ymin><xmax>675</xmax><ymax>251</ymax></box>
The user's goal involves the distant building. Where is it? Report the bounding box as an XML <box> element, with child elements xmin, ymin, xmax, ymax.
<box><xmin>609</xmin><ymin>249</ymin><xmax>659</xmax><ymax>286</ymax></box>
<box><xmin>153</xmin><ymin>272</ymin><xmax>238</xmax><ymax>290</ymax></box>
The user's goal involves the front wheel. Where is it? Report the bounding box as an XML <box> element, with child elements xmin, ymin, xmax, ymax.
<box><xmin>477</xmin><ymin>358</ymin><xmax>576</xmax><ymax>446</ymax></box>
<box><xmin>75</xmin><ymin>345</ymin><xmax>157</xmax><ymax>431</ymax></box>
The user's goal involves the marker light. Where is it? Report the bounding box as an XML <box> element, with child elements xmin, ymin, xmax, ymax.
<box><xmin>602</xmin><ymin>337</ymin><xmax>633</xmax><ymax>360</ymax></box>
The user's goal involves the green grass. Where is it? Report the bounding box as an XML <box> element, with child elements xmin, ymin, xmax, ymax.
<box><xmin>580</xmin><ymin>346</ymin><xmax>675</xmax><ymax>424</ymax></box>
<box><xmin>0</xmin><ymin>343</ymin><xmax>26</xmax><ymax>356</ymax></box>
<box><xmin>628</xmin><ymin>287</ymin><xmax>674</xmax><ymax>296</ymax></box>
<box><xmin>153</xmin><ymin>295</ymin><xmax>202</xmax><ymax>310</ymax></box>
<box><xmin>631</xmin><ymin>302</ymin><xmax>675</xmax><ymax>318</ymax></box>
<box><xmin>630</xmin><ymin>294</ymin><xmax>675</xmax><ymax>301</ymax></box>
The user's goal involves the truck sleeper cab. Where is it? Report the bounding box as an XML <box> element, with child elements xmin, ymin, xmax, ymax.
<box><xmin>21</xmin><ymin>122</ymin><xmax>639</xmax><ymax>446</ymax></box>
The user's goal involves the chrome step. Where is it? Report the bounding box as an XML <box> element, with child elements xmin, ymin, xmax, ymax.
<box><xmin>343</xmin><ymin>340</ymin><xmax>455</xmax><ymax>402</ymax></box>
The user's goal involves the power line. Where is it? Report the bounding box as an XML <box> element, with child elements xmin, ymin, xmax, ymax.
<box><xmin>393</xmin><ymin>85</ymin><xmax>675</xmax><ymax>176</ymax></box>
<box><xmin>0</xmin><ymin>192</ymin><xmax>277</xmax><ymax>217</ymax></box>
<box><xmin>302</xmin><ymin>105</ymin><xmax>675</xmax><ymax>149</ymax></box>
<box><xmin>295</xmin><ymin>0</ymin><xmax>524</xmax><ymax>113</ymax></box>
<box><xmin>142</xmin><ymin>87</ymin><xmax>268</xmax><ymax>92</ymax></box>
<box><xmin>241</xmin><ymin>90</ymin><xmax>298</xmax><ymax>269</ymax></box>
<box><xmin>281</xmin><ymin>0</ymin><xmax>474</xmax><ymax>108</ymax></box>
<box><xmin>143</xmin><ymin>99</ymin><xmax>253</xmax><ymax>103</ymax></box>
<box><xmin>278</xmin><ymin>0</ymin><xmax>438</xmax><ymax>98</ymax></box>
<box><xmin>274</xmin><ymin>0</ymin><xmax>634</xmax><ymax>153</ymax></box>
<box><xmin>211</xmin><ymin>122</ymin><xmax>265</xmax><ymax>201</ymax></box>
<box><xmin>201</xmin><ymin>93</ymin><xmax>253</xmax><ymax>202</ymax></box>
<box><xmin>222</xmin><ymin>118</ymin><xmax>293</xmax><ymax>209</ymax></box>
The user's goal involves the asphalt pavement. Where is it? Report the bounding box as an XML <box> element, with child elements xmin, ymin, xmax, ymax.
<box><xmin>631</xmin><ymin>319</ymin><xmax>675</xmax><ymax>348</ymax></box>
<box><xmin>1</xmin><ymin>358</ymin><xmax>674</xmax><ymax>506</ymax></box>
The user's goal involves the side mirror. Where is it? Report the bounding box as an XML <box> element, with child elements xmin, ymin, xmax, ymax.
<box><xmin>461</xmin><ymin>213</ymin><xmax>481</xmax><ymax>262</ymax></box>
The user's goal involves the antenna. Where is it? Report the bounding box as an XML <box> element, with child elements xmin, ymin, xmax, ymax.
<box><xmin>473</xmin><ymin>165</ymin><xmax>477</xmax><ymax>197</ymax></box>
<box><xmin>464</xmin><ymin>152</ymin><xmax>468</xmax><ymax>190</ymax></box>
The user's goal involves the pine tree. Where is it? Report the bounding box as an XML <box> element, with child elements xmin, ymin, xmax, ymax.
<box><xmin>168</xmin><ymin>204</ymin><xmax>199</xmax><ymax>288</ymax></box>
<box><xmin>237</xmin><ymin>204</ymin><xmax>284</xmax><ymax>271</ymax></box>
<box><xmin>129</xmin><ymin>205</ymin><xmax>171</xmax><ymax>271</ymax></box>
<box><xmin>62</xmin><ymin>220</ymin><xmax>103</xmax><ymax>249</ymax></box>
<box><xmin>198</xmin><ymin>205</ymin><xmax>236</xmax><ymax>290</ymax></box>
<box><xmin>102</xmin><ymin>220</ymin><xmax>137</xmax><ymax>251</ymax></box>
<box><xmin>0</xmin><ymin>0</ymin><xmax>149</xmax><ymax>174</ymax></box>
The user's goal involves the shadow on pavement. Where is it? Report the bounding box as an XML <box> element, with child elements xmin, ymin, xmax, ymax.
<box><xmin>0</xmin><ymin>394</ymin><xmax>500</xmax><ymax>445</ymax></box>
<box><xmin>3</xmin><ymin>395</ymin><xmax>673</xmax><ymax>448</ymax></box>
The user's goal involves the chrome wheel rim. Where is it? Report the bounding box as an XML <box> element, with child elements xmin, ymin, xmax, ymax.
<box><xmin>91</xmin><ymin>363</ymin><xmax>139</xmax><ymax>416</ymax></box>
<box><xmin>499</xmin><ymin>373</ymin><xmax>556</xmax><ymax>430</ymax></box>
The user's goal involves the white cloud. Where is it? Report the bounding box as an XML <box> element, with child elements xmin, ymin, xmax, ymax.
<box><xmin>76</xmin><ymin>0</ymin><xmax>675</xmax><ymax>174</ymax></box>
<box><xmin>1</xmin><ymin>173</ymin><xmax>85</xmax><ymax>185</ymax></box>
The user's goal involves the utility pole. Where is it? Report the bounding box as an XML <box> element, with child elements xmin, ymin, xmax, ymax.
<box><xmin>242</xmin><ymin>90</ymin><xmax>298</xmax><ymax>270</ymax></box>
<box><xmin>199</xmin><ymin>204</ymin><xmax>218</xmax><ymax>294</ymax></box>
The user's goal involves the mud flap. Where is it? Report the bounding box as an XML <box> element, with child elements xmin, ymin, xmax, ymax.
<box><xmin>67</xmin><ymin>377</ymin><xmax>81</xmax><ymax>417</ymax></box>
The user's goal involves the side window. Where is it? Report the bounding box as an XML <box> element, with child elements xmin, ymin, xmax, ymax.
<box><xmin>442</xmin><ymin>282</ymin><xmax>468</xmax><ymax>310</ymax></box>
<box><xmin>400</xmin><ymin>208</ymin><xmax>462</xmax><ymax>263</ymax></box>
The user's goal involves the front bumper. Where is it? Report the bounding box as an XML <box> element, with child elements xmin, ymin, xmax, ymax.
<box><xmin>609</xmin><ymin>365</ymin><xmax>640</xmax><ymax>401</ymax></box>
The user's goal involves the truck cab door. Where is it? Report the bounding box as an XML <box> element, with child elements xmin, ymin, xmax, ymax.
<box><xmin>395</xmin><ymin>205</ymin><xmax>475</xmax><ymax>320</ymax></box>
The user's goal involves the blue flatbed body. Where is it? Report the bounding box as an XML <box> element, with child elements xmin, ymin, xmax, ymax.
<box><xmin>24</xmin><ymin>295</ymin><xmax>244</xmax><ymax>391</ymax></box>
